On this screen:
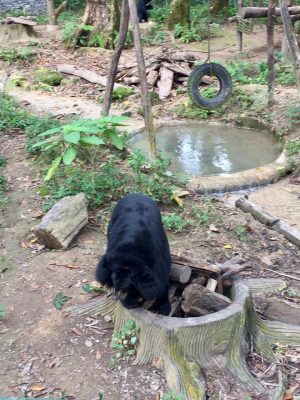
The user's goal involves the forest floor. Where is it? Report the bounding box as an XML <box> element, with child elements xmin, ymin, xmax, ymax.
<box><xmin>0</xmin><ymin>22</ymin><xmax>300</xmax><ymax>400</ymax></box>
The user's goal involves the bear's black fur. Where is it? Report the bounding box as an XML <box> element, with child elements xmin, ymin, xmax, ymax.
<box><xmin>96</xmin><ymin>193</ymin><xmax>171</xmax><ymax>316</ymax></box>
<box><xmin>137</xmin><ymin>0</ymin><xmax>152</xmax><ymax>23</ymax></box>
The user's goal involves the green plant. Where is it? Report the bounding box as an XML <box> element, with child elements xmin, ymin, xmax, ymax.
<box><xmin>235</xmin><ymin>225</ymin><xmax>247</xmax><ymax>242</ymax></box>
<box><xmin>127</xmin><ymin>150</ymin><xmax>175</xmax><ymax>202</ymax></box>
<box><xmin>31</xmin><ymin>116</ymin><xmax>127</xmax><ymax>181</ymax></box>
<box><xmin>173</xmin><ymin>102</ymin><xmax>210</xmax><ymax>119</ymax></box>
<box><xmin>285</xmin><ymin>102</ymin><xmax>300</xmax><ymax>128</ymax></box>
<box><xmin>149</xmin><ymin>6</ymin><xmax>169</xmax><ymax>26</ymax></box>
<box><xmin>40</xmin><ymin>161</ymin><xmax>129</xmax><ymax>210</ymax></box>
<box><xmin>162</xmin><ymin>213</ymin><xmax>190</xmax><ymax>232</ymax></box>
<box><xmin>53</xmin><ymin>292</ymin><xmax>72</xmax><ymax>310</ymax></box>
<box><xmin>35</xmin><ymin>14</ymin><xmax>48</xmax><ymax>24</ymax></box>
<box><xmin>0</xmin><ymin>47</ymin><xmax>35</xmax><ymax>64</ymax></box>
<box><xmin>0</xmin><ymin>304</ymin><xmax>5</xmax><ymax>318</ymax></box>
<box><xmin>0</xmin><ymin>157</ymin><xmax>8</xmax><ymax>210</ymax></box>
<box><xmin>161</xmin><ymin>390</ymin><xmax>184</xmax><ymax>400</ymax></box>
<box><xmin>111</xmin><ymin>87</ymin><xmax>134</xmax><ymax>101</ymax></box>
<box><xmin>111</xmin><ymin>319</ymin><xmax>139</xmax><ymax>365</ymax></box>
<box><xmin>192</xmin><ymin>197</ymin><xmax>215</xmax><ymax>226</ymax></box>
<box><xmin>286</xmin><ymin>138</ymin><xmax>300</xmax><ymax>156</ymax></box>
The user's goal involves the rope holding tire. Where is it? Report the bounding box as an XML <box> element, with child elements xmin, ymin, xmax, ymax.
<box><xmin>187</xmin><ymin>62</ymin><xmax>233</xmax><ymax>109</ymax></box>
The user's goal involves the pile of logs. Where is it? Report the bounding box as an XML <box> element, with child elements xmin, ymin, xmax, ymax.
<box><xmin>145</xmin><ymin>253</ymin><xmax>249</xmax><ymax>317</ymax></box>
<box><xmin>116</xmin><ymin>50</ymin><xmax>198</xmax><ymax>100</ymax></box>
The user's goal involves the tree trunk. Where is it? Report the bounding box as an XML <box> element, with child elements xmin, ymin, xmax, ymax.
<box><xmin>75</xmin><ymin>0</ymin><xmax>120</xmax><ymax>49</ymax></box>
<box><xmin>47</xmin><ymin>0</ymin><xmax>56</xmax><ymax>25</ymax></box>
<box><xmin>69</xmin><ymin>278</ymin><xmax>300</xmax><ymax>400</ymax></box>
<box><xmin>167</xmin><ymin>0</ymin><xmax>190</xmax><ymax>30</ymax></box>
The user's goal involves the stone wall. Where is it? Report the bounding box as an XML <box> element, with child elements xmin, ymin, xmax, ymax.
<box><xmin>0</xmin><ymin>0</ymin><xmax>47</xmax><ymax>15</ymax></box>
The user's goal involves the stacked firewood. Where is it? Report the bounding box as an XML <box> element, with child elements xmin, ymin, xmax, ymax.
<box><xmin>116</xmin><ymin>50</ymin><xmax>198</xmax><ymax>100</ymax></box>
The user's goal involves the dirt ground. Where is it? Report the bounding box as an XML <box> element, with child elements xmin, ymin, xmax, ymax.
<box><xmin>0</xmin><ymin>23</ymin><xmax>300</xmax><ymax>400</ymax></box>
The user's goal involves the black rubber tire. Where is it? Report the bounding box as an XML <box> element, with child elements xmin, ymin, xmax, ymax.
<box><xmin>187</xmin><ymin>62</ymin><xmax>232</xmax><ymax>109</ymax></box>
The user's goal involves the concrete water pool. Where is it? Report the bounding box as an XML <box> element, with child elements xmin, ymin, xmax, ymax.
<box><xmin>129</xmin><ymin>123</ymin><xmax>282</xmax><ymax>177</ymax></box>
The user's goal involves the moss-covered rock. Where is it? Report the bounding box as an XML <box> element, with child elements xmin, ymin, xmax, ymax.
<box><xmin>34</xmin><ymin>68</ymin><xmax>64</xmax><ymax>86</ymax></box>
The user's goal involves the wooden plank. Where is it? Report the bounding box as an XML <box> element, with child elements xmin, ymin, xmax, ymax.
<box><xmin>157</xmin><ymin>66</ymin><xmax>174</xmax><ymax>100</ymax></box>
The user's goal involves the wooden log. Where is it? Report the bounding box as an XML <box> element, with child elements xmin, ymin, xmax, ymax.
<box><xmin>171</xmin><ymin>254</ymin><xmax>221</xmax><ymax>274</ymax></box>
<box><xmin>240</xmin><ymin>5</ymin><xmax>300</xmax><ymax>18</ymax></box>
<box><xmin>157</xmin><ymin>66</ymin><xmax>174</xmax><ymax>100</ymax></box>
<box><xmin>169</xmin><ymin>263</ymin><xmax>192</xmax><ymax>284</ymax></box>
<box><xmin>182</xmin><ymin>284</ymin><xmax>232</xmax><ymax>316</ymax></box>
<box><xmin>236</xmin><ymin>197</ymin><xmax>300</xmax><ymax>247</ymax></box>
<box><xmin>123</xmin><ymin>76</ymin><xmax>140</xmax><ymax>85</ymax></box>
<box><xmin>161</xmin><ymin>62</ymin><xmax>191</xmax><ymax>76</ymax></box>
<box><xmin>147</xmin><ymin>70</ymin><xmax>158</xmax><ymax>86</ymax></box>
<box><xmin>1</xmin><ymin>17</ymin><xmax>37</xmax><ymax>26</ymax></box>
<box><xmin>56</xmin><ymin>64</ymin><xmax>127</xmax><ymax>89</ymax></box>
<box><xmin>35</xmin><ymin>193</ymin><xmax>88</xmax><ymax>249</ymax></box>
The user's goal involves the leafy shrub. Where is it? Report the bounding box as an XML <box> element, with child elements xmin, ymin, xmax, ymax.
<box><xmin>111</xmin><ymin>319</ymin><xmax>139</xmax><ymax>364</ymax></box>
<box><xmin>34</xmin><ymin>68</ymin><xmax>64</xmax><ymax>86</ymax></box>
<box><xmin>173</xmin><ymin>102</ymin><xmax>210</xmax><ymax>119</ymax></box>
<box><xmin>127</xmin><ymin>150</ymin><xmax>176</xmax><ymax>202</ymax></box>
<box><xmin>286</xmin><ymin>138</ymin><xmax>300</xmax><ymax>156</ymax></box>
<box><xmin>162</xmin><ymin>213</ymin><xmax>190</xmax><ymax>232</ymax></box>
<box><xmin>0</xmin><ymin>48</ymin><xmax>35</xmax><ymax>64</ymax></box>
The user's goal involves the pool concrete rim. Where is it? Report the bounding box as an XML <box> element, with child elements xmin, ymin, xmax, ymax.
<box><xmin>128</xmin><ymin>119</ymin><xmax>292</xmax><ymax>193</ymax></box>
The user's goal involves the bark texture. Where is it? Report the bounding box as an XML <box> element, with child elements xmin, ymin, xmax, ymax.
<box><xmin>167</xmin><ymin>0</ymin><xmax>190</xmax><ymax>30</ymax></box>
<box><xmin>76</xmin><ymin>0</ymin><xmax>120</xmax><ymax>49</ymax></box>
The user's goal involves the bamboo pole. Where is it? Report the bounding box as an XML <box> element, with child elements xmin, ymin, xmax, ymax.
<box><xmin>267</xmin><ymin>0</ymin><xmax>275</xmax><ymax>105</ymax></box>
<box><xmin>279</xmin><ymin>0</ymin><xmax>300</xmax><ymax>95</ymax></box>
<box><xmin>102</xmin><ymin>0</ymin><xmax>130</xmax><ymax>116</ymax></box>
<box><xmin>128</xmin><ymin>0</ymin><xmax>157</xmax><ymax>159</ymax></box>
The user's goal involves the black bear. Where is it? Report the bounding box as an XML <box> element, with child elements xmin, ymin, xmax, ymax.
<box><xmin>137</xmin><ymin>0</ymin><xmax>152</xmax><ymax>23</ymax></box>
<box><xmin>96</xmin><ymin>193</ymin><xmax>171</xmax><ymax>316</ymax></box>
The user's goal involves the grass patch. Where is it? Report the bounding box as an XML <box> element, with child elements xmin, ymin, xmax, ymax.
<box><xmin>0</xmin><ymin>156</ymin><xmax>8</xmax><ymax>210</ymax></box>
<box><xmin>0</xmin><ymin>48</ymin><xmax>36</xmax><ymax>65</ymax></box>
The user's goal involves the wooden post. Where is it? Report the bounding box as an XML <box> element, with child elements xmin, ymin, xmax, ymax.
<box><xmin>128</xmin><ymin>0</ymin><xmax>157</xmax><ymax>160</ymax></box>
<box><xmin>267</xmin><ymin>0</ymin><xmax>275</xmax><ymax>104</ymax></box>
<box><xmin>237</xmin><ymin>0</ymin><xmax>243</xmax><ymax>52</ymax></box>
<box><xmin>279</xmin><ymin>0</ymin><xmax>300</xmax><ymax>95</ymax></box>
<box><xmin>102</xmin><ymin>0</ymin><xmax>130</xmax><ymax>116</ymax></box>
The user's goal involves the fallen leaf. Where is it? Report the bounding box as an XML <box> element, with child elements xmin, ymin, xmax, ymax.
<box><xmin>284</xmin><ymin>383</ymin><xmax>300</xmax><ymax>400</ymax></box>
<box><xmin>171</xmin><ymin>195</ymin><xmax>183</xmax><ymax>207</ymax></box>
<box><xmin>65</xmin><ymin>264</ymin><xmax>79</xmax><ymax>269</ymax></box>
<box><xmin>224</xmin><ymin>243</ymin><xmax>233</xmax><ymax>249</ymax></box>
<box><xmin>49</xmin><ymin>357</ymin><xmax>62</xmax><ymax>368</ymax></box>
<box><xmin>31</xmin><ymin>385</ymin><xmax>46</xmax><ymax>391</ymax></box>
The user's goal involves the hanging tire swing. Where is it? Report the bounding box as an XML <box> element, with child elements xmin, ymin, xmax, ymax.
<box><xmin>187</xmin><ymin>62</ymin><xmax>232</xmax><ymax>109</ymax></box>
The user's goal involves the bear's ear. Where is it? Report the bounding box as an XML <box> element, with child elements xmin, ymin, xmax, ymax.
<box><xmin>96</xmin><ymin>255</ymin><xmax>113</xmax><ymax>287</ymax></box>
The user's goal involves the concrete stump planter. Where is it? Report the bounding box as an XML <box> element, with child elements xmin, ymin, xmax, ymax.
<box><xmin>70</xmin><ymin>278</ymin><xmax>300</xmax><ymax>400</ymax></box>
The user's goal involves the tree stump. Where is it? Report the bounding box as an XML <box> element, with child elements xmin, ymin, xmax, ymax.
<box><xmin>69</xmin><ymin>278</ymin><xmax>300</xmax><ymax>400</ymax></box>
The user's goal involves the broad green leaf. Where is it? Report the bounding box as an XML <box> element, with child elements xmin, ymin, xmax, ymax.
<box><xmin>44</xmin><ymin>156</ymin><xmax>62</xmax><ymax>181</ymax></box>
<box><xmin>100</xmin><ymin>115</ymin><xmax>128</xmax><ymax>124</ymax></box>
<box><xmin>31</xmin><ymin>137</ymin><xmax>57</xmax><ymax>149</ymax></box>
<box><xmin>37</xmin><ymin>126</ymin><xmax>61</xmax><ymax>137</ymax></box>
<box><xmin>63</xmin><ymin>131</ymin><xmax>81</xmax><ymax>144</ymax></box>
<box><xmin>63</xmin><ymin>147</ymin><xmax>77</xmax><ymax>165</ymax></box>
<box><xmin>43</xmin><ymin>142</ymin><xmax>60</xmax><ymax>151</ymax></box>
<box><xmin>80</xmin><ymin>136</ymin><xmax>105</xmax><ymax>145</ymax></box>
<box><xmin>109</xmin><ymin>132</ymin><xmax>124</xmax><ymax>150</ymax></box>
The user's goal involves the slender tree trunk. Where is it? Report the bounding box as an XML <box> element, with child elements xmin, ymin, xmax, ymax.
<box><xmin>237</xmin><ymin>0</ymin><xmax>243</xmax><ymax>52</ymax></box>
